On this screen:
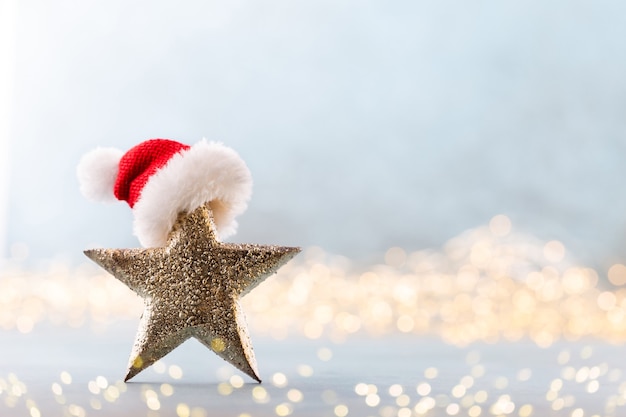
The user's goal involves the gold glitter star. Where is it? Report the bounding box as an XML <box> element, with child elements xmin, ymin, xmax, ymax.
<box><xmin>84</xmin><ymin>204</ymin><xmax>300</xmax><ymax>382</ymax></box>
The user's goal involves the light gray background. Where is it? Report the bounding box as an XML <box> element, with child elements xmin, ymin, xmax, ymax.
<box><xmin>3</xmin><ymin>0</ymin><xmax>626</xmax><ymax>270</ymax></box>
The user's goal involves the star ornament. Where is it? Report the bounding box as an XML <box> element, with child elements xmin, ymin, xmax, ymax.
<box><xmin>84</xmin><ymin>204</ymin><xmax>300</xmax><ymax>382</ymax></box>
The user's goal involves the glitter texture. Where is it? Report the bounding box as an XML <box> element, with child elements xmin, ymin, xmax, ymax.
<box><xmin>83</xmin><ymin>204</ymin><xmax>300</xmax><ymax>382</ymax></box>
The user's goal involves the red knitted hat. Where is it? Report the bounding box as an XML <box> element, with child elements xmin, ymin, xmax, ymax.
<box><xmin>114</xmin><ymin>139</ymin><xmax>190</xmax><ymax>208</ymax></box>
<box><xmin>77</xmin><ymin>138</ymin><xmax>252</xmax><ymax>247</ymax></box>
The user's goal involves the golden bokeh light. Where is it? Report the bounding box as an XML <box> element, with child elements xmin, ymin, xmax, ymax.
<box><xmin>608</xmin><ymin>264</ymin><xmax>626</xmax><ymax>286</ymax></box>
<box><xmin>2</xmin><ymin>216</ymin><xmax>626</xmax><ymax>416</ymax></box>
<box><xmin>7</xmin><ymin>215</ymin><xmax>626</xmax><ymax>348</ymax></box>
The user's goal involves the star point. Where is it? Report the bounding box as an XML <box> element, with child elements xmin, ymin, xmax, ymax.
<box><xmin>85</xmin><ymin>204</ymin><xmax>299</xmax><ymax>382</ymax></box>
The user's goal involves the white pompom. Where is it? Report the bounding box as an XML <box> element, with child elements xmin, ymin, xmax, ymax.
<box><xmin>77</xmin><ymin>147</ymin><xmax>124</xmax><ymax>202</ymax></box>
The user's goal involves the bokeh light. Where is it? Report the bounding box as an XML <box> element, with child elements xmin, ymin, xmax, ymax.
<box><xmin>3</xmin><ymin>215</ymin><xmax>626</xmax><ymax>415</ymax></box>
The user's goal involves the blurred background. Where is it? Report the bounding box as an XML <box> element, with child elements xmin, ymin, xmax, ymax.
<box><xmin>2</xmin><ymin>0</ymin><xmax>626</xmax><ymax>271</ymax></box>
<box><xmin>4</xmin><ymin>3</ymin><xmax>626</xmax><ymax>415</ymax></box>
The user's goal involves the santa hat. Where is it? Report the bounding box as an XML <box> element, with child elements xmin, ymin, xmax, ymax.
<box><xmin>77</xmin><ymin>138</ymin><xmax>252</xmax><ymax>247</ymax></box>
